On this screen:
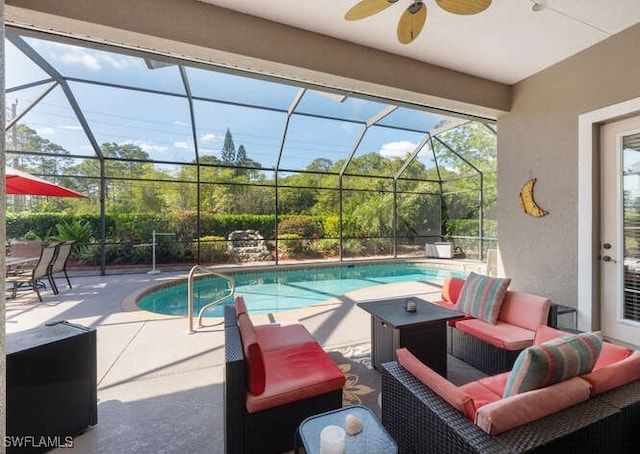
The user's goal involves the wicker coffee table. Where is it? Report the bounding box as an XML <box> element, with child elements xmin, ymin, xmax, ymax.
<box><xmin>358</xmin><ymin>297</ymin><xmax>463</xmax><ymax>375</ymax></box>
<box><xmin>295</xmin><ymin>405</ymin><xmax>397</xmax><ymax>454</ymax></box>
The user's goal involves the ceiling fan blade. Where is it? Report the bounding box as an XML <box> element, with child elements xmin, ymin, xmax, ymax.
<box><xmin>397</xmin><ymin>2</ymin><xmax>427</xmax><ymax>44</ymax></box>
<box><xmin>345</xmin><ymin>0</ymin><xmax>398</xmax><ymax>21</ymax></box>
<box><xmin>435</xmin><ymin>0</ymin><xmax>492</xmax><ymax>15</ymax></box>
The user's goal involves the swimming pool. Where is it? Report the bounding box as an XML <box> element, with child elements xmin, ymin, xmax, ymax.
<box><xmin>136</xmin><ymin>262</ymin><xmax>467</xmax><ymax>317</ymax></box>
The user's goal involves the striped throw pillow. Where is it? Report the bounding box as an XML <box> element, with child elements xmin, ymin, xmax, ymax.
<box><xmin>503</xmin><ymin>331</ymin><xmax>602</xmax><ymax>397</ymax></box>
<box><xmin>454</xmin><ymin>272</ymin><xmax>511</xmax><ymax>324</ymax></box>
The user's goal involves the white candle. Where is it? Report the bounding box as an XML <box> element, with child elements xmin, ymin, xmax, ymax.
<box><xmin>320</xmin><ymin>425</ymin><xmax>346</xmax><ymax>454</ymax></box>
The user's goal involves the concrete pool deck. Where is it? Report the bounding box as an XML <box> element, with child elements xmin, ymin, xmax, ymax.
<box><xmin>5</xmin><ymin>261</ymin><xmax>477</xmax><ymax>453</ymax></box>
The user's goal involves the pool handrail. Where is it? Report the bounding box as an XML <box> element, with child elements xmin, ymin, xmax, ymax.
<box><xmin>187</xmin><ymin>265</ymin><xmax>235</xmax><ymax>334</ymax></box>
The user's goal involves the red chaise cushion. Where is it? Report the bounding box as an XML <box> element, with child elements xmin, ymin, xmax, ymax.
<box><xmin>245</xmin><ymin>342</ymin><xmax>346</xmax><ymax>413</ymax></box>
<box><xmin>237</xmin><ymin>312</ymin><xmax>266</xmax><ymax>396</ymax></box>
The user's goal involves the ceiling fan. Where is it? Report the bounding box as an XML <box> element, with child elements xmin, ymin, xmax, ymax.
<box><xmin>345</xmin><ymin>0</ymin><xmax>492</xmax><ymax>44</ymax></box>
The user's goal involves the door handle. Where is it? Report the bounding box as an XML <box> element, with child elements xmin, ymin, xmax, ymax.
<box><xmin>601</xmin><ymin>255</ymin><xmax>617</xmax><ymax>263</ymax></box>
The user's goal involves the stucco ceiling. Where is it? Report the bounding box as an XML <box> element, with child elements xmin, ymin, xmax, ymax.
<box><xmin>197</xmin><ymin>0</ymin><xmax>640</xmax><ymax>85</ymax></box>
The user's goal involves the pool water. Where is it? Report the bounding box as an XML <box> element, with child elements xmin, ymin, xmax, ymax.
<box><xmin>137</xmin><ymin>262</ymin><xmax>466</xmax><ymax>317</ymax></box>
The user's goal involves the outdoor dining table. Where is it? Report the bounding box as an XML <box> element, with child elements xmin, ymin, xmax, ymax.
<box><xmin>5</xmin><ymin>256</ymin><xmax>39</xmax><ymax>270</ymax></box>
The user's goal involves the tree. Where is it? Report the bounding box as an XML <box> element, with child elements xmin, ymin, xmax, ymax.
<box><xmin>65</xmin><ymin>142</ymin><xmax>170</xmax><ymax>214</ymax></box>
<box><xmin>235</xmin><ymin>144</ymin><xmax>247</xmax><ymax>166</ymax></box>
<box><xmin>431</xmin><ymin>122</ymin><xmax>498</xmax><ymax>246</ymax></box>
<box><xmin>220</xmin><ymin>128</ymin><xmax>236</xmax><ymax>165</ymax></box>
<box><xmin>5</xmin><ymin>124</ymin><xmax>77</xmax><ymax>213</ymax></box>
<box><xmin>8</xmin><ymin>124</ymin><xmax>72</xmax><ymax>178</ymax></box>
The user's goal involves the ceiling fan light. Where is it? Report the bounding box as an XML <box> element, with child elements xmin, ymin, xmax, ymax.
<box><xmin>408</xmin><ymin>1</ymin><xmax>424</xmax><ymax>15</ymax></box>
<box><xmin>531</xmin><ymin>0</ymin><xmax>548</xmax><ymax>12</ymax></box>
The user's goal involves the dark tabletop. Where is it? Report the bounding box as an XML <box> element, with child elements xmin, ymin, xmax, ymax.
<box><xmin>357</xmin><ymin>297</ymin><xmax>464</xmax><ymax>329</ymax></box>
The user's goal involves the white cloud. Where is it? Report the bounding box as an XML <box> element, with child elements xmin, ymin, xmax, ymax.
<box><xmin>200</xmin><ymin>133</ymin><xmax>217</xmax><ymax>142</ymax></box>
<box><xmin>173</xmin><ymin>141</ymin><xmax>191</xmax><ymax>150</ymax></box>
<box><xmin>100</xmin><ymin>54</ymin><xmax>130</xmax><ymax>70</ymax></box>
<box><xmin>58</xmin><ymin>46</ymin><xmax>131</xmax><ymax>71</ymax></box>
<box><xmin>60</xmin><ymin>125</ymin><xmax>83</xmax><ymax>131</ymax></box>
<box><xmin>36</xmin><ymin>127</ymin><xmax>56</xmax><ymax>137</ymax></box>
<box><xmin>126</xmin><ymin>140</ymin><xmax>168</xmax><ymax>154</ymax></box>
<box><xmin>378</xmin><ymin>141</ymin><xmax>416</xmax><ymax>158</ymax></box>
<box><xmin>60</xmin><ymin>49</ymin><xmax>100</xmax><ymax>71</ymax></box>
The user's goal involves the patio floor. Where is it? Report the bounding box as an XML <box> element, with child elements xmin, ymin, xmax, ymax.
<box><xmin>5</xmin><ymin>264</ymin><xmax>464</xmax><ymax>453</ymax></box>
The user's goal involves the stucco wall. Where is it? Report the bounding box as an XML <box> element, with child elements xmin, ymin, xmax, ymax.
<box><xmin>498</xmin><ymin>23</ymin><xmax>640</xmax><ymax>308</ymax></box>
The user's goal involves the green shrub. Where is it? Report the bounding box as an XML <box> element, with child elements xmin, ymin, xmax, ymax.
<box><xmin>316</xmin><ymin>239</ymin><xmax>339</xmax><ymax>256</ymax></box>
<box><xmin>278</xmin><ymin>217</ymin><xmax>323</xmax><ymax>239</ymax></box>
<box><xmin>51</xmin><ymin>219</ymin><xmax>94</xmax><ymax>243</ymax></box>
<box><xmin>301</xmin><ymin>238</ymin><xmax>338</xmax><ymax>257</ymax></box>
<box><xmin>72</xmin><ymin>244</ymin><xmax>100</xmax><ymax>266</ymax></box>
<box><xmin>322</xmin><ymin>215</ymin><xmax>360</xmax><ymax>239</ymax></box>
<box><xmin>277</xmin><ymin>233</ymin><xmax>302</xmax><ymax>254</ymax></box>
<box><xmin>199</xmin><ymin>235</ymin><xmax>230</xmax><ymax>263</ymax></box>
<box><xmin>342</xmin><ymin>239</ymin><xmax>364</xmax><ymax>256</ymax></box>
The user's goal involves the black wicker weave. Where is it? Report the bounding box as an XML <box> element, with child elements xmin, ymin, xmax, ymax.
<box><xmin>594</xmin><ymin>379</ymin><xmax>640</xmax><ymax>452</ymax></box>
<box><xmin>224</xmin><ymin>305</ymin><xmax>343</xmax><ymax>454</ymax></box>
<box><xmin>381</xmin><ymin>361</ymin><xmax>637</xmax><ymax>454</ymax></box>
<box><xmin>450</xmin><ymin>327</ymin><xmax>523</xmax><ymax>376</ymax></box>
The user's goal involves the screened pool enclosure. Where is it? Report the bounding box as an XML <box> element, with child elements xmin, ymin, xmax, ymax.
<box><xmin>4</xmin><ymin>29</ymin><xmax>497</xmax><ymax>273</ymax></box>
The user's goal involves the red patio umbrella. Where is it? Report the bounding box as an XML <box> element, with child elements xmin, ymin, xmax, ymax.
<box><xmin>5</xmin><ymin>165</ymin><xmax>86</xmax><ymax>198</ymax></box>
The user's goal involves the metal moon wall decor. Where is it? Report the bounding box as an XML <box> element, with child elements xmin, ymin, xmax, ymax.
<box><xmin>519</xmin><ymin>178</ymin><xmax>549</xmax><ymax>218</ymax></box>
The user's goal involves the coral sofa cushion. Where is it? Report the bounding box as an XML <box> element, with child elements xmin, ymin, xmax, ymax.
<box><xmin>593</xmin><ymin>342</ymin><xmax>633</xmax><ymax>370</ymax></box>
<box><xmin>245</xmin><ymin>342</ymin><xmax>346</xmax><ymax>413</ymax></box>
<box><xmin>455</xmin><ymin>319</ymin><xmax>535</xmax><ymax>351</ymax></box>
<box><xmin>397</xmin><ymin>348</ymin><xmax>475</xmax><ymax>420</ymax></box>
<box><xmin>476</xmin><ymin>377</ymin><xmax>591</xmax><ymax>435</ymax></box>
<box><xmin>430</xmin><ymin>299</ymin><xmax>471</xmax><ymax>326</ymax></box>
<box><xmin>535</xmin><ymin>326</ymin><xmax>631</xmax><ymax>371</ymax></box>
<box><xmin>499</xmin><ymin>291</ymin><xmax>550</xmax><ymax>331</ymax></box>
<box><xmin>235</xmin><ymin>294</ymin><xmax>249</xmax><ymax>317</ymax></box>
<box><xmin>473</xmin><ymin>372</ymin><xmax>510</xmax><ymax>397</ymax></box>
<box><xmin>442</xmin><ymin>277</ymin><xmax>466</xmax><ymax>304</ymax></box>
<box><xmin>458</xmin><ymin>381</ymin><xmax>502</xmax><ymax>419</ymax></box>
<box><xmin>236</xmin><ymin>312</ymin><xmax>266</xmax><ymax>396</ymax></box>
<box><xmin>503</xmin><ymin>331</ymin><xmax>602</xmax><ymax>397</ymax></box>
<box><xmin>534</xmin><ymin>325</ymin><xmax>570</xmax><ymax>345</ymax></box>
<box><xmin>454</xmin><ymin>272</ymin><xmax>511</xmax><ymax>324</ymax></box>
<box><xmin>581</xmin><ymin>350</ymin><xmax>640</xmax><ymax>396</ymax></box>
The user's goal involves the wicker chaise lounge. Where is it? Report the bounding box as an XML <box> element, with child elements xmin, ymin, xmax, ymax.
<box><xmin>381</xmin><ymin>361</ymin><xmax>640</xmax><ymax>453</ymax></box>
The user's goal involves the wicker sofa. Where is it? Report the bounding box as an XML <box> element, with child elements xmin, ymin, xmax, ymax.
<box><xmin>381</xmin><ymin>360</ymin><xmax>640</xmax><ymax>453</ymax></box>
<box><xmin>436</xmin><ymin>277</ymin><xmax>551</xmax><ymax>375</ymax></box>
<box><xmin>224</xmin><ymin>298</ymin><xmax>345</xmax><ymax>454</ymax></box>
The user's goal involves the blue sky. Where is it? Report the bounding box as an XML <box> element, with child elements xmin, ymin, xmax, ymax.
<box><xmin>5</xmin><ymin>34</ymin><xmax>457</xmax><ymax>174</ymax></box>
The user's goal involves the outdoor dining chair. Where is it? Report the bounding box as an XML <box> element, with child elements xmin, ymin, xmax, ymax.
<box><xmin>48</xmin><ymin>240</ymin><xmax>75</xmax><ymax>294</ymax></box>
<box><xmin>6</xmin><ymin>242</ymin><xmax>59</xmax><ymax>302</ymax></box>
